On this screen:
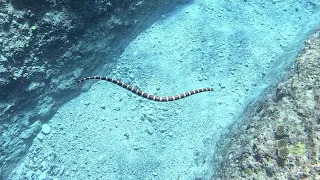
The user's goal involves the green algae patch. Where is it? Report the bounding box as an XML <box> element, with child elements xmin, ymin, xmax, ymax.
<box><xmin>290</xmin><ymin>142</ymin><xmax>306</xmax><ymax>157</ymax></box>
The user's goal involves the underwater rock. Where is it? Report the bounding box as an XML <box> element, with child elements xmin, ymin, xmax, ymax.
<box><xmin>20</xmin><ymin>121</ymin><xmax>41</xmax><ymax>139</ymax></box>
<box><xmin>212</xmin><ymin>29</ymin><xmax>320</xmax><ymax>179</ymax></box>
<box><xmin>41</xmin><ymin>124</ymin><xmax>51</xmax><ymax>135</ymax></box>
<box><xmin>275</xmin><ymin>125</ymin><xmax>288</xmax><ymax>137</ymax></box>
<box><xmin>277</xmin><ymin>147</ymin><xmax>289</xmax><ymax>160</ymax></box>
<box><xmin>277</xmin><ymin>139</ymin><xmax>288</xmax><ymax>149</ymax></box>
<box><xmin>36</xmin><ymin>133</ymin><xmax>44</xmax><ymax>141</ymax></box>
<box><xmin>2</xmin><ymin>0</ymin><xmax>191</xmax><ymax>178</ymax></box>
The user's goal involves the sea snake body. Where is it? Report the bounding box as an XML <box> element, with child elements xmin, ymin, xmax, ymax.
<box><xmin>75</xmin><ymin>76</ymin><xmax>214</xmax><ymax>102</ymax></box>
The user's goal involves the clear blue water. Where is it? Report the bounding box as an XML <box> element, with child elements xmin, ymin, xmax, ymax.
<box><xmin>10</xmin><ymin>0</ymin><xmax>320</xmax><ymax>179</ymax></box>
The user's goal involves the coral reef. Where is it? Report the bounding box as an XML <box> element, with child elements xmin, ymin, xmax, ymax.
<box><xmin>275</xmin><ymin>125</ymin><xmax>288</xmax><ymax>137</ymax></box>
<box><xmin>290</xmin><ymin>142</ymin><xmax>306</xmax><ymax>157</ymax></box>
<box><xmin>212</xmin><ymin>29</ymin><xmax>320</xmax><ymax>179</ymax></box>
<box><xmin>277</xmin><ymin>146</ymin><xmax>289</xmax><ymax>160</ymax></box>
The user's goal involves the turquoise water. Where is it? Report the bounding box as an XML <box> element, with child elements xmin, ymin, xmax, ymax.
<box><xmin>11</xmin><ymin>0</ymin><xmax>320</xmax><ymax>179</ymax></box>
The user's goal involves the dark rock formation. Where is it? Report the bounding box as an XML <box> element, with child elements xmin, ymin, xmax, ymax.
<box><xmin>0</xmin><ymin>0</ymin><xmax>191</xmax><ymax>178</ymax></box>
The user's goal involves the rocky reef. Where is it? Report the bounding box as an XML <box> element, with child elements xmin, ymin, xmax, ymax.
<box><xmin>0</xmin><ymin>0</ymin><xmax>190</xmax><ymax>178</ymax></box>
<box><xmin>212</xmin><ymin>29</ymin><xmax>320</xmax><ymax>179</ymax></box>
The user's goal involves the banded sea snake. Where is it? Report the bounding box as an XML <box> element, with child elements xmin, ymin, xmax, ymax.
<box><xmin>75</xmin><ymin>76</ymin><xmax>214</xmax><ymax>102</ymax></box>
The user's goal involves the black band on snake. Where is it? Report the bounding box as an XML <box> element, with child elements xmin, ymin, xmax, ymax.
<box><xmin>75</xmin><ymin>76</ymin><xmax>214</xmax><ymax>102</ymax></box>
